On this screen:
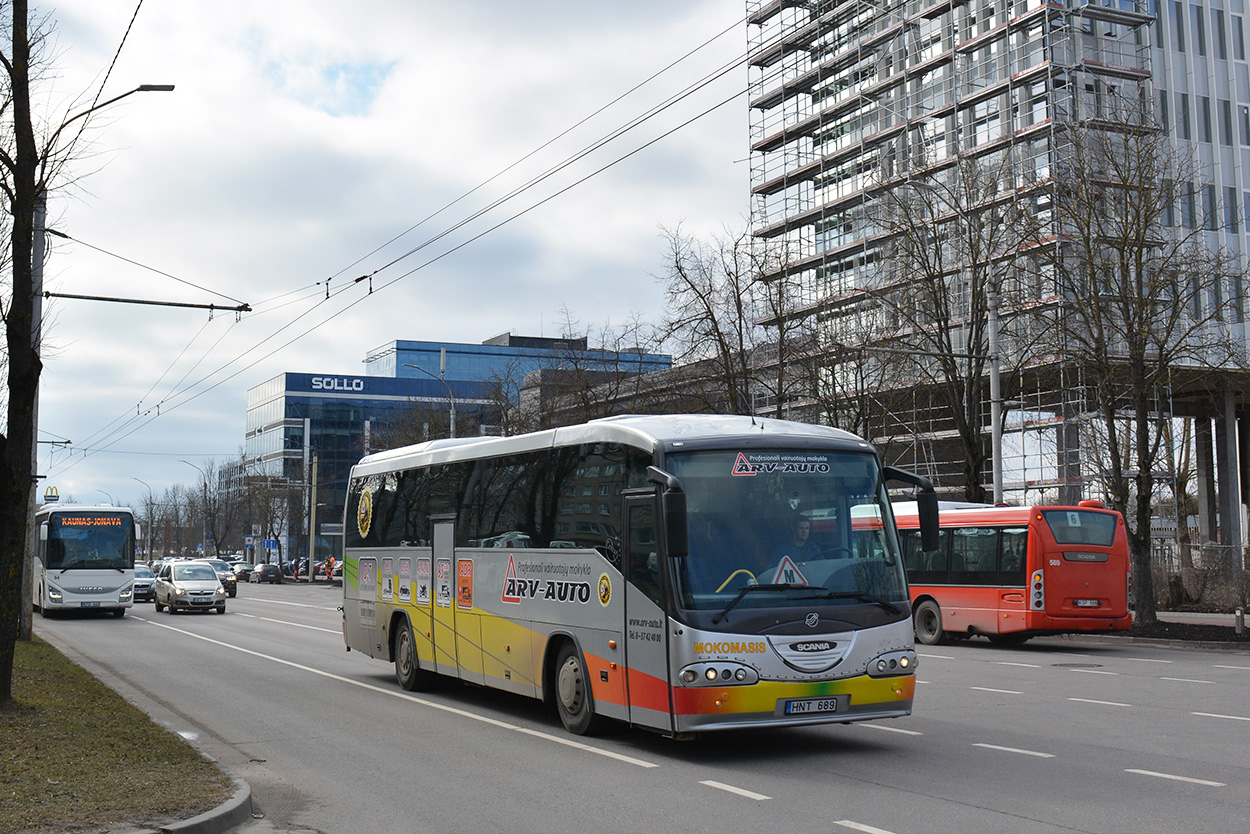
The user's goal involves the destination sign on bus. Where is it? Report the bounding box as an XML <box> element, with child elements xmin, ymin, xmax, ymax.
<box><xmin>59</xmin><ymin>516</ymin><xmax>123</xmax><ymax>527</ymax></box>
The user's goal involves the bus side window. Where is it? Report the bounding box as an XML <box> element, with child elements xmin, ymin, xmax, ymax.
<box><xmin>999</xmin><ymin>528</ymin><xmax>1027</xmax><ymax>586</ymax></box>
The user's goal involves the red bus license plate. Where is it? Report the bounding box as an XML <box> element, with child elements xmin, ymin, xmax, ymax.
<box><xmin>786</xmin><ymin>698</ymin><xmax>838</xmax><ymax>715</ymax></box>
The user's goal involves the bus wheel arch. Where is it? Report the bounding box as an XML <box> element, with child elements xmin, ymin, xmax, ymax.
<box><xmin>392</xmin><ymin>613</ymin><xmax>435</xmax><ymax>691</ymax></box>
<box><xmin>547</xmin><ymin>638</ymin><xmax>603</xmax><ymax>736</ymax></box>
<box><xmin>913</xmin><ymin>597</ymin><xmax>946</xmax><ymax>645</ymax></box>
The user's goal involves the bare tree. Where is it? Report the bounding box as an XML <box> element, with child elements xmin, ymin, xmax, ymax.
<box><xmin>657</xmin><ymin>225</ymin><xmax>809</xmax><ymax>415</ymax></box>
<box><xmin>1035</xmin><ymin>105</ymin><xmax>1244</xmax><ymax>625</ymax></box>
<box><xmin>866</xmin><ymin>151</ymin><xmax>1039</xmax><ymax>501</ymax></box>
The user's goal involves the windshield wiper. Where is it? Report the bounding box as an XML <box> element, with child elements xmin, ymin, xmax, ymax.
<box><xmin>712</xmin><ymin>583</ymin><xmax>809</xmax><ymax>624</ymax></box>
<box><xmin>806</xmin><ymin>591</ymin><xmax>903</xmax><ymax>615</ymax></box>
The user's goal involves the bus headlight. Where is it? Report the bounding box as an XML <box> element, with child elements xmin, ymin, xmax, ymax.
<box><xmin>867</xmin><ymin>650</ymin><xmax>918</xmax><ymax>678</ymax></box>
<box><xmin>47</xmin><ymin>587</ymin><xmax>63</xmax><ymax>601</ymax></box>
<box><xmin>120</xmin><ymin>586</ymin><xmax>133</xmax><ymax>600</ymax></box>
<box><xmin>678</xmin><ymin>662</ymin><xmax>759</xmax><ymax>686</ymax></box>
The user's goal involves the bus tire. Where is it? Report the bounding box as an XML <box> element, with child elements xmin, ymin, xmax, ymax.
<box><xmin>113</xmin><ymin>608</ymin><xmax>125</xmax><ymax>618</ymax></box>
<box><xmin>554</xmin><ymin>641</ymin><xmax>603</xmax><ymax>736</ymax></box>
<box><xmin>913</xmin><ymin>600</ymin><xmax>945</xmax><ymax>645</ymax></box>
<box><xmin>394</xmin><ymin>618</ymin><xmax>435</xmax><ymax>691</ymax></box>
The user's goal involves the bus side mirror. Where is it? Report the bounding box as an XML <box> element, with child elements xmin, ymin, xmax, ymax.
<box><xmin>39</xmin><ymin>522</ymin><xmax>48</xmax><ymax>542</ymax></box>
<box><xmin>883</xmin><ymin>466</ymin><xmax>940</xmax><ymax>553</ymax></box>
<box><xmin>134</xmin><ymin>523</ymin><xmax>142</xmax><ymax>541</ymax></box>
<box><xmin>647</xmin><ymin>465</ymin><xmax>688</xmax><ymax>558</ymax></box>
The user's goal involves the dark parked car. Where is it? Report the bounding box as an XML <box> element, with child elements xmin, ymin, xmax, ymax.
<box><xmin>203</xmin><ymin>559</ymin><xmax>239</xmax><ymax>598</ymax></box>
<box><xmin>249</xmin><ymin>563</ymin><xmax>282</xmax><ymax>584</ymax></box>
<box><xmin>132</xmin><ymin>563</ymin><xmax>156</xmax><ymax>602</ymax></box>
<box><xmin>231</xmin><ymin>562</ymin><xmax>254</xmax><ymax>581</ymax></box>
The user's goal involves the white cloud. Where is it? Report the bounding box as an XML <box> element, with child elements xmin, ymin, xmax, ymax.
<box><xmin>27</xmin><ymin>0</ymin><xmax>748</xmax><ymax>506</ymax></box>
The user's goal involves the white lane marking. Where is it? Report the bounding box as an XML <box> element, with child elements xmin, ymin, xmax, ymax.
<box><xmin>1193</xmin><ymin>711</ymin><xmax>1250</xmax><ymax>722</ymax></box>
<box><xmin>1070</xmin><ymin>697</ymin><xmax>1131</xmax><ymax>707</ymax></box>
<box><xmin>1125</xmin><ymin>769</ymin><xmax>1224</xmax><ymax>787</ymax></box>
<box><xmin>234</xmin><ymin>612</ymin><xmax>340</xmax><ymax>634</ymax></box>
<box><xmin>1070</xmin><ymin>669</ymin><xmax>1119</xmax><ymax>675</ymax></box>
<box><xmin>1213</xmin><ymin>665</ymin><xmax>1250</xmax><ymax>671</ymax></box>
<box><xmin>138</xmin><ymin>617</ymin><xmax>659</xmax><ymax>769</ymax></box>
<box><xmin>1160</xmin><ymin>677</ymin><xmax>1213</xmax><ymax>684</ymax></box>
<box><xmin>1124</xmin><ymin>657</ymin><xmax>1172</xmax><ymax>664</ymax></box>
<box><xmin>835</xmin><ymin>820</ymin><xmax>898</xmax><ymax>833</ymax></box>
<box><xmin>971</xmin><ymin>687</ymin><xmax>1022</xmax><ymax>694</ymax></box>
<box><xmin>860</xmin><ymin>724</ymin><xmax>923</xmax><ymax>736</ymax></box>
<box><xmin>243</xmin><ymin>597</ymin><xmax>339</xmax><ymax>611</ymax></box>
<box><xmin>700</xmin><ymin>781</ymin><xmax>770</xmax><ymax>800</ymax></box>
<box><xmin>918</xmin><ymin>654</ymin><xmax>954</xmax><ymax>660</ymax></box>
<box><xmin>995</xmin><ymin>661</ymin><xmax>1041</xmax><ymax>668</ymax></box>
<box><xmin>973</xmin><ymin>743</ymin><xmax>1054</xmax><ymax>758</ymax></box>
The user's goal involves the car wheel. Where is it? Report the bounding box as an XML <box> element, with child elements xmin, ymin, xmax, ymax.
<box><xmin>216</xmin><ymin>605</ymin><xmax>226</xmax><ymax>614</ymax></box>
<box><xmin>228</xmin><ymin>588</ymin><xmax>236</xmax><ymax>598</ymax></box>
<box><xmin>154</xmin><ymin>597</ymin><xmax>165</xmax><ymax>612</ymax></box>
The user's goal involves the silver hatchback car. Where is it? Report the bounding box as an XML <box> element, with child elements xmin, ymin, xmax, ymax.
<box><xmin>154</xmin><ymin>560</ymin><xmax>227</xmax><ymax>614</ymax></box>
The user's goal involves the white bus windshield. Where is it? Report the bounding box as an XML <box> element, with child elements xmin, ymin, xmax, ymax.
<box><xmin>668</xmin><ymin>448</ymin><xmax>906</xmax><ymax>612</ymax></box>
<box><xmin>45</xmin><ymin>513</ymin><xmax>134</xmax><ymax>571</ymax></box>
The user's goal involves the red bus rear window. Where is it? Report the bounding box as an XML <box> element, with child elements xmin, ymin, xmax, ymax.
<box><xmin>1039</xmin><ymin>510</ymin><xmax>1117</xmax><ymax>547</ymax></box>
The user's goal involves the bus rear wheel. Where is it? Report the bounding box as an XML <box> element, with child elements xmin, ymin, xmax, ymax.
<box><xmin>554</xmin><ymin>642</ymin><xmax>603</xmax><ymax>736</ymax></box>
<box><xmin>913</xmin><ymin>600</ymin><xmax>945</xmax><ymax>645</ymax></box>
<box><xmin>394</xmin><ymin>618</ymin><xmax>435</xmax><ymax>691</ymax></box>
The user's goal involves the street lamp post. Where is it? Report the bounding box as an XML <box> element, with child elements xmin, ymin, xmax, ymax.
<box><xmin>133</xmin><ymin>477</ymin><xmax>155</xmax><ymax>560</ymax></box>
<box><xmin>96</xmin><ymin>489</ymin><xmax>116</xmax><ymax>506</ymax></box>
<box><xmin>403</xmin><ymin>349</ymin><xmax>456</xmax><ymax>438</ymax></box>
<box><xmin>180</xmin><ymin>460</ymin><xmax>213</xmax><ymax>558</ymax></box>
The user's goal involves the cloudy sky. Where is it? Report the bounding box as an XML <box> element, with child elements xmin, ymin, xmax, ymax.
<box><xmin>28</xmin><ymin>0</ymin><xmax>750</xmax><ymax>510</ymax></box>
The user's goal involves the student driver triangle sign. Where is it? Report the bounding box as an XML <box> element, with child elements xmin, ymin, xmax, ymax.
<box><xmin>775</xmin><ymin>556</ymin><xmax>808</xmax><ymax>586</ymax></box>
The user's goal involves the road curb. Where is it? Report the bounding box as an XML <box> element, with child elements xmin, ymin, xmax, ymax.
<box><xmin>1052</xmin><ymin>633</ymin><xmax>1250</xmax><ymax>651</ymax></box>
<box><xmin>160</xmin><ymin>778</ymin><xmax>254</xmax><ymax>834</ymax></box>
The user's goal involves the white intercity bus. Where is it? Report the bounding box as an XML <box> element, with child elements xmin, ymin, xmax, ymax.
<box><xmin>32</xmin><ymin>503</ymin><xmax>139</xmax><ymax>618</ymax></box>
<box><xmin>342</xmin><ymin>414</ymin><xmax>937</xmax><ymax>737</ymax></box>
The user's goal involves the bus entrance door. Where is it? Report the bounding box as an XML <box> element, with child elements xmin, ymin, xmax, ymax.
<box><xmin>623</xmin><ymin>496</ymin><xmax>673</xmax><ymax>732</ymax></box>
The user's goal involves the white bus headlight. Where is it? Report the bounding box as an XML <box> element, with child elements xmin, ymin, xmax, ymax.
<box><xmin>679</xmin><ymin>662</ymin><xmax>759</xmax><ymax>686</ymax></box>
<box><xmin>867</xmin><ymin>650</ymin><xmax>917</xmax><ymax>678</ymax></box>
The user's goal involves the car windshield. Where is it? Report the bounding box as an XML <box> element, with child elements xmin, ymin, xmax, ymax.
<box><xmin>134</xmin><ymin>565</ymin><xmax>154</xmax><ymax>578</ymax></box>
<box><xmin>173</xmin><ymin>564</ymin><xmax>217</xmax><ymax>582</ymax></box>
<box><xmin>666</xmin><ymin>448</ymin><xmax>907</xmax><ymax>617</ymax></box>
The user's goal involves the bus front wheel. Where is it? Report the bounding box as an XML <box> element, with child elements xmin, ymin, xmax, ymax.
<box><xmin>913</xmin><ymin>600</ymin><xmax>945</xmax><ymax>645</ymax></box>
<box><xmin>554</xmin><ymin>642</ymin><xmax>602</xmax><ymax>736</ymax></box>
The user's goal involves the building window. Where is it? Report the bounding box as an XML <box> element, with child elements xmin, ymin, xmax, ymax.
<box><xmin>1221</xmin><ymin>99</ymin><xmax>1234</xmax><ymax>145</ymax></box>
<box><xmin>1213</xmin><ymin>8</ymin><xmax>1228</xmax><ymax>59</ymax></box>
<box><xmin>1178</xmin><ymin>92</ymin><xmax>1192</xmax><ymax>139</ymax></box>
<box><xmin>1226</xmin><ymin>186</ymin><xmax>1240</xmax><ymax>232</ymax></box>
<box><xmin>1159</xmin><ymin>89</ymin><xmax>1171</xmax><ymax>134</ymax></box>
<box><xmin>1235</xmin><ymin>15</ymin><xmax>1247</xmax><ymax>59</ymax></box>
<box><xmin>1199</xmin><ymin>96</ymin><xmax>1213</xmax><ymax>142</ymax></box>
<box><xmin>1203</xmin><ymin>185</ymin><xmax>1218</xmax><ymax>231</ymax></box>
<box><xmin>1241</xmin><ymin>105</ymin><xmax>1250</xmax><ymax>144</ymax></box>
<box><xmin>1192</xmin><ymin>5</ymin><xmax>1207</xmax><ymax>55</ymax></box>
<box><xmin>1172</xmin><ymin>1</ymin><xmax>1186</xmax><ymax>51</ymax></box>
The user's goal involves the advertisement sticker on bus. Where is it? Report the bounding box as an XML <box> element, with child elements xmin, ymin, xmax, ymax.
<box><xmin>435</xmin><ymin>558</ymin><xmax>452</xmax><ymax>608</ymax></box>
<box><xmin>457</xmin><ymin>559</ymin><xmax>474</xmax><ymax>609</ymax></box>
<box><xmin>398</xmin><ymin>558</ymin><xmax>412</xmax><ymax>603</ymax></box>
<box><xmin>415</xmin><ymin>557</ymin><xmax>431</xmax><ymax>605</ymax></box>
<box><xmin>381</xmin><ymin>557</ymin><xmax>394</xmax><ymax>601</ymax></box>
<box><xmin>731</xmin><ymin>451</ymin><xmax>832</xmax><ymax>476</ymax></box>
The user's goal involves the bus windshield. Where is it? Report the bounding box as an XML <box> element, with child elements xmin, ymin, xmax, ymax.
<box><xmin>667</xmin><ymin>448</ymin><xmax>906</xmax><ymax>615</ymax></box>
<box><xmin>45</xmin><ymin>513</ymin><xmax>135</xmax><ymax>571</ymax></box>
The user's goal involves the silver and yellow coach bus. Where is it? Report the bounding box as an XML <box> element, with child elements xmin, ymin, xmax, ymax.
<box><xmin>342</xmin><ymin>414</ymin><xmax>937</xmax><ymax>737</ymax></box>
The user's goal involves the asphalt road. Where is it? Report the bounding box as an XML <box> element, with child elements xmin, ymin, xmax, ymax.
<box><xmin>36</xmin><ymin>583</ymin><xmax>1250</xmax><ymax>834</ymax></box>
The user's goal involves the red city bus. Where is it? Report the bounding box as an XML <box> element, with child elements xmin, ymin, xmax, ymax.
<box><xmin>892</xmin><ymin>502</ymin><xmax>1132</xmax><ymax>645</ymax></box>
